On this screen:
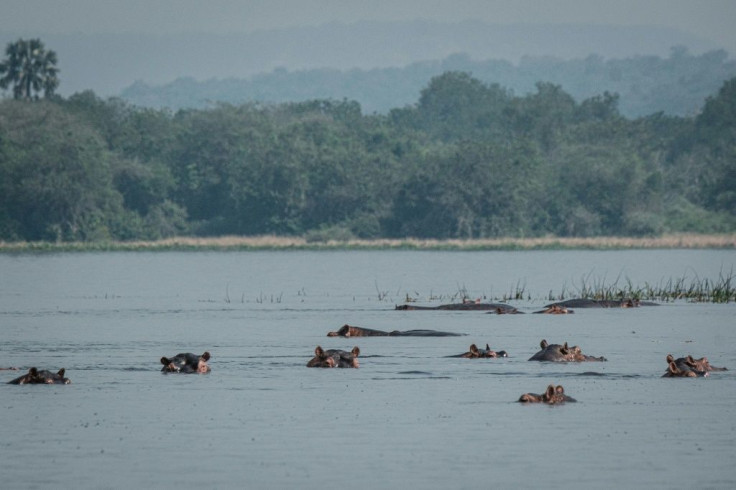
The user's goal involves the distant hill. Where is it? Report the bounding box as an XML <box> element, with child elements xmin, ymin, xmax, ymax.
<box><xmin>0</xmin><ymin>20</ymin><xmax>724</xmax><ymax>98</ymax></box>
<box><xmin>121</xmin><ymin>48</ymin><xmax>736</xmax><ymax>118</ymax></box>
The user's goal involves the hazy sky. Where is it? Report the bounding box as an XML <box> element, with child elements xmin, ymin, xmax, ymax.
<box><xmin>2</xmin><ymin>0</ymin><xmax>736</xmax><ymax>53</ymax></box>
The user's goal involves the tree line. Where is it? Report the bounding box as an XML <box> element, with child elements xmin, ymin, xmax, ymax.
<box><xmin>1</xmin><ymin>61</ymin><xmax>735</xmax><ymax>242</ymax></box>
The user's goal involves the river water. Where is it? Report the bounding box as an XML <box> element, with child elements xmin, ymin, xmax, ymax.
<box><xmin>1</xmin><ymin>249</ymin><xmax>735</xmax><ymax>489</ymax></box>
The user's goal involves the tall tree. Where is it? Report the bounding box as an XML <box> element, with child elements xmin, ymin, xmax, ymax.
<box><xmin>0</xmin><ymin>38</ymin><xmax>59</xmax><ymax>100</ymax></box>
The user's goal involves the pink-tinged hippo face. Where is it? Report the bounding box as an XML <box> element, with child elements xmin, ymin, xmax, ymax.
<box><xmin>307</xmin><ymin>346</ymin><xmax>360</xmax><ymax>368</ymax></box>
<box><xmin>7</xmin><ymin>367</ymin><xmax>71</xmax><ymax>385</ymax></box>
<box><xmin>666</xmin><ymin>354</ymin><xmax>727</xmax><ymax>373</ymax></box>
<box><xmin>160</xmin><ymin>352</ymin><xmax>211</xmax><ymax>373</ymax></box>
<box><xmin>454</xmin><ymin>343</ymin><xmax>508</xmax><ymax>358</ymax></box>
<box><xmin>528</xmin><ymin>339</ymin><xmax>606</xmax><ymax>362</ymax></box>
<box><xmin>662</xmin><ymin>355</ymin><xmax>709</xmax><ymax>378</ymax></box>
<box><xmin>518</xmin><ymin>385</ymin><xmax>575</xmax><ymax>404</ymax></box>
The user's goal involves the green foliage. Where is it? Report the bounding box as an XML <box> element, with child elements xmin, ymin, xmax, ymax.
<box><xmin>1</xmin><ymin>71</ymin><xmax>735</xmax><ymax>242</ymax></box>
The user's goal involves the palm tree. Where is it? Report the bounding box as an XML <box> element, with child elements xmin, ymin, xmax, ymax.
<box><xmin>0</xmin><ymin>38</ymin><xmax>59</xmax><ymax>100</ymax></box>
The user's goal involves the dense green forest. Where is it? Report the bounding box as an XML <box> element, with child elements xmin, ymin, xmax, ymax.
<box><xmin>121</xmin><ymin>48</ymin><xmax>736</xmax><ymax>118</ymax></box>
<box><xmin>1</xmin><ymin>71</ymin><xmax>735</xmax><ymax>242</ymax></box>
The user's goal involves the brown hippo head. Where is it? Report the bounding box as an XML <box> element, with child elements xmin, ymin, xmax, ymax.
<box><xmin>519</xmin><ymin>385</ymin><xmax>575</xmax><ymax>404</ymax></box>
<box><xmin>307</xmin><ymin>346</ymin><xmax>360</xmax><ymax>368</ymax></box>
<box><xmin>662</xmin><ymin>356</ymin><xmax>707</xmax><ymax>378</ymax></box>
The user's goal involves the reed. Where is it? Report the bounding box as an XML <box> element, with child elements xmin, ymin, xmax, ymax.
<box><xmin>1</xmin><ymin>233</ymin><xmax>735</xmax><ymax>252</ymax></box>
<box><xmin>544</xmin><ymin>270</ymin><xmax>735</xmax><ymax>303</ymax></box>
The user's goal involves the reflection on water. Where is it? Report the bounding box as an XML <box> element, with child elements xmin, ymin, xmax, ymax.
<box><xmin>1</xmin><ymin>250</ymin><xmax>735</xmax><ymax>489</ymax></box>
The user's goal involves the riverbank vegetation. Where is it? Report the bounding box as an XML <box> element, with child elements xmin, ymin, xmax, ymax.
<box><xmin>1</xmin><ymin>71</ymin><xmax>735</xmax><ymax>244</ymax></box>
<box><xmin>1</xmin><ymin>233</ymin><xmax>734</xmax><ymax>252</ymax></box>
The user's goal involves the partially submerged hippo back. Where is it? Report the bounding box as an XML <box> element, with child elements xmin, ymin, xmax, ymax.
<box><xmin>545</xmin><ymin>298</ymin><xmax>656</xmax><ymax>308</ymax></box>
<box><xmin>161</xmin><ymin>351</ymin><xmax>211</xmax><ymax>373</ymax></box>
<box><xmin>307</xmin><ymin>346</ymin><xmax>360</xmax><ymax>368</ymax></box>
<box><xmin>7</xmin><ymin>367</ymin><xmax>71</xmax><ymax>385</ymax></box>
<box><xmin>327</xmin><ymin>325</ymin><xmax>389</xmax><ymax>337</ymax></box>
<box><xmin>396</xmin><ymin>302</ymin><xmax>515</xmax><ymax>311</ymax></box>
<box><xmin>518</xmin><ymin>385</ymin><xmax>576</xmax><ymax>404</ymax></box>
<box><xmin>327</xmin><ymin>325</ymin><xmax>464</xmax><ymax>337</ymax></box>
<box><xmin>488</xmin><ymin>305</ymin><xmax>523</xmax><ymax>314</ymax></box>
<box><xmin>528</xmin><ymin>339</ymin><xmax>606</xmax><ymax>362</ymax></box>
<box><xmin>533</xmin><ymin>305</ymin><xmax>573</xmax><ymax>314</ymax></box>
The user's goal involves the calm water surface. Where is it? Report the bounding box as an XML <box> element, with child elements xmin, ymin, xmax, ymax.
<box><xmin>1</xmin><ymin>250</ymin><xmax>735</xmax><ymax>489</ymax></box>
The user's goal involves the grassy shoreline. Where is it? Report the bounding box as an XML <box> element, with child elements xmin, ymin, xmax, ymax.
<box><xmin>1</xmin><ymin>233</ymin><xmax>735</xmax><ymax>252</ymax></box>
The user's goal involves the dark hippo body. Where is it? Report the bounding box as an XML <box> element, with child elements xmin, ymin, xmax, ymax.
<box><xmin>518</xmin><ymin>384</ymin><xmax>576</xmax><ymax>404</ymax></box>
<box><xmin>161</xmin><ymin>351</ymin><xmax>211</xmax><ymax>373</ymax></box>
<box><xmin>528</xmin><ymin>339</ymin><xmax>607</xmax><ymax>362</ymax></box>
<box><xmin>396</xmin><ymin>302</ymin><xmax>514</xmax><ymax>311</ymax></box>
<box><xmin>545</xmin><ymin>298</ymin><xmax>658</xmax><ymax>308</ymax></box>
<box><xmin>486</xmin><ymin>304</ymin><xmax>524</xmax><ymax>314</ymax></box>
<box><xmin>533</xmin><ymin>305</ymin><xmax>574</xmax><ymax>314</ymax></box>
<box><xmin>327</xmin><ymin>324</ymin><xmax>464</xmax><ymax>337</ymax></box>
<box><xmin>307</xmin><ymin>346</ymin><xmax>360</xmax><ymax>368</ymax></box>
<box><xmin>447</xmin><ymin>343</ymin><xmax>508</xmax><ymax>358</ymax></box>
<box><xmin>662</xmin><ymin>354</ymin><xmax>726</xmax><ymax>377</ymax></box>
<box><xmin>7</xmin><ymin>367</ymin><xmax>71</xmax><ymax>385</ymax></box>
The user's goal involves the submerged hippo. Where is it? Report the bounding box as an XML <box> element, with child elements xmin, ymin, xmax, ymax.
<box><xmin>487</xmin><ymin>305</ymin><xmax>524</xmax><ymax>314</ymax></box>
<box><xmin>545</xmin><ymin>298</ymin><xmax>657</xmax><ymax>308</ymax></box>
<box><xmin>307</xmin><ymin>346</ymin><xmax>360</xmax><ymax>368</ymax></box>
<box><xmin>518</xmin><ymin>384</ymin><xmax>576</xmax><ymax>404</ymax></box>
<box><xmin>396</xmin><ymin>302</ymin><xmax>514</xmax><ymax>311</ymax></box>
<box><xmin>533</xmin><ymin>305</ymin><xmax>574</xmax><ymax>314</ymax></box>
<box><xmin>327</xmin><ymin>324</ymin><xmax>464</xmax><ymax>337</ymax></box>
<box><xmin>447</xmin><ymin>343</ymin><xmax>508</xmax><ymax>358</ymax></box>
<box><xmin>666</xmin><ymin>354</ymin><xmax>727</xmax><ymax>372</ymax></box>
<box><xmin>662</xmin><ymin>354</ymin><xmax>726</xmax><ymax>378</ymax></box>
<box><xmin>7</xmin><ymin>367</ymin><xmax>71</xmax><ymax>385</ymax></box>
<box><xmin>160</xmin><ymin>351</ymin><xmax>211</xmax><ymax>373</ymax></box>
<box><xmin>528</xmin><ymin>339</ymin><xmax>607</xmax><ymax>362</ymax></box>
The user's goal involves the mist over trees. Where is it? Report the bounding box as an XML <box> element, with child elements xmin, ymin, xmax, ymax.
<box><xmin>1</xmin><ymin>69</ymin><xmax>735</xmax><ymax>242</ymax></box>
<box><xmin>121</xmin><ymin>48</ymin><xmax>736</xmax><ymax>118</ymax></box>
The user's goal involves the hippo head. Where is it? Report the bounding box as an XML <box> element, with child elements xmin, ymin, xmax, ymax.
<box><xmin>197</xmin><ymin>352</ymin><xmax>211</xmax><ymax>373</ymax></box>
<box><xmin>663</xmin><ymin>359</ymin><xmax>707</xmax><ymax>378</ymax></box>
<box><xmin>8</xmin><ymin>367</ymin><xmax>71</xmax><ymax>385</ymax></box>
<box><xmin>327</xmin><ymin>325</ymin><xmax>350</xmax><ymax>337</ymax></box>
<box><xmin>307</xmin><ymin>346</ymin><xmax>360</xmax><ymax>368</ymax></box>
<box><xmin>307</xmin><ymin>346</ymin><xmax>337</xmax><ymax>367</ymax></box>
<box><xmin>519</xmin><ymin>385</ymin><xmax>571</xmax><ymax>404</ymax></box>
<box><xmin>685</xmin><ymin>355</ymin><xmax>724</xmax><ymax>372</ymax></box>
<box><xmin>160</xmin><ymin>351</ymin><xmax>211</xmax><ymax>373</ymax></box>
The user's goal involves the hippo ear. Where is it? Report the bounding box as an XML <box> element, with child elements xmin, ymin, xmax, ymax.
<box><xmin>57</xmin><ymin>369</ymin><xmax>65</xmax><ymax>377</ymax></box>
<box><xmin>686</xmin><ymin>355</ymin><xmax>695</xmax><ymax>364</ymax></box>
<box><xmin>160</xmin><ymin>357</ymin><xmax>170</xmax><ymax>365</ymax></box>
<box><xmin>469</xmin><ymin>344</ymin><xmax>479</xmax><ymax>354</ymax></box>
<box><xmin>540</xmin><ymin>339</ymin><xmax>548</xmax><ymax>349</ymax></box>
<box><xmin>561</xmin><ymin>342</ymin><xmax>569</xmax><ymax>355</ymax></box>
<box><xmin>314</xmin><ymin>346</ymin><xmax>325</xmax><ymax>357</ymax></box>
<box><xmin>545</xmin><ymin>385</ymin><xmax>555</xmax><ymax>399</ymax></box>
<box><xmin>666</xmin><ymin>354</ymin><xmax>674</xmax><ymax>363</ymax></box>
<box><xmin>485</xmin><ymin>344</ymin><xmax>491</xmax><ymax>352</ymax></box>
<box><xmin>29</xmin><ymin>367</ymin><xmax>38</xmax><ymax>376</ymax></box>
<box><xmin>201</xmin><ymin>352</ymin><xmax>211</xmax><ymax>362</ymax></box>
<box><xmin>668</xmin><ymin>361</ymin><xmax>679</xmax><ymax>374</ymax></box>
<box><xmin>352</xmin><ymin>346</ymin><xmax>360</xmax><ymax>357</ymax></box>
<box><xmin>555</xmin><ymin>385</ymin><xmax>565</xmax><ymax>395</ymax></box>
